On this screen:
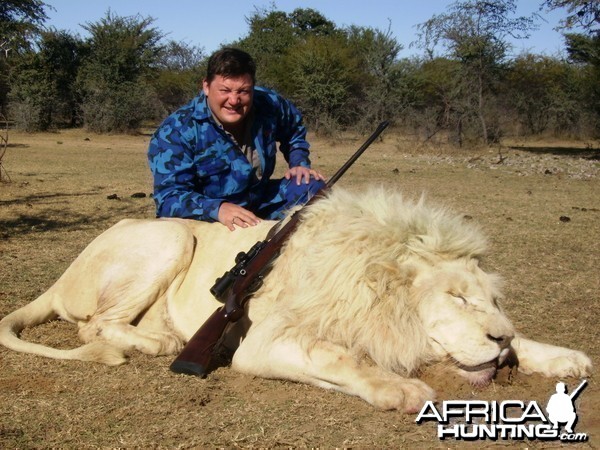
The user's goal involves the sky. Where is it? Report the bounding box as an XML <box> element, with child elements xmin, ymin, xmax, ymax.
<box><xmin>43</xmin><ymin>0</ymin><xmax>570</xmax><ymax>58</ymax></box>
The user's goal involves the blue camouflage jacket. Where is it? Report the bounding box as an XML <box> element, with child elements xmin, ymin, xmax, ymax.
<box><xmin>148</xmin><ymin>86</ymin><xmax>312</xmax><ymax>221</ymax></box>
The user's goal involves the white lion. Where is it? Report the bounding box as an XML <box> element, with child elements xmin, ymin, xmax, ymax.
<box><xmin>0</xmin><ymin>187</ymin><xmax>591</xmax><ymax>412</ymax></box>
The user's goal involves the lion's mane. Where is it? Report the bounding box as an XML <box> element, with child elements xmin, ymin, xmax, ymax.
<box><xmin>253</xmin><ymin>186</ymin><xmax>489</xmax><ymax>375</ymax></box>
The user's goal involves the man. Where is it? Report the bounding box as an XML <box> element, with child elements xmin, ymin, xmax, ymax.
<box><xmin>546</xmin><ymin>382</ymin><xmax>578</xmax><ymax>433</ymax></box>
<box><xmin>148</xmin><ymin>48</ymin><xmax>325</xmax><ymax>231</ymax></box>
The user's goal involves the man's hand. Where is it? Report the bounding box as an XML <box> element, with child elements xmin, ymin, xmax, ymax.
<box><xmin>285</xmin><ymin>166</ymin><xmax>325</xmax><ymax>186</ymax></box>
<box><xmin>218</xmin><ymin>203</ymin><xmax>261</xmax><ymax>231</ymax></box>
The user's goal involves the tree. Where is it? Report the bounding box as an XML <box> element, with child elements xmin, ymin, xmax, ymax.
<box><xmin>410</xmin><ymin>57</ymin><xmax>466</xmax><ymax>142</ymax></box>
<box><xmin>504</xmin><ymin>54</ymin><xmax>581</xmax><ymax>135</ymax></box>
<box><xmin>542</xmin><ymin>0</ymin><xmax>599</xmax><ymax>34</ymax></box>
<box><xmin>543</xmin><ymin>1</ymin><xmax>600</xmax><ymax>135</ymax></box>
<box><xmin>158</xmin><ymin>40</ymin><xmax>204</xmax><ymax>72</ymax></box>
<box><xmin>0</xmin><ymin>0</ymin><xmax>51</xmax><ymax>53</ymax></box>
<box><xmin>153</xmin><ymin>40</ymin><xmax>205</xmax><ymax>113</ymax></box>
<box><xmin>289</xmin><ymin>7</ymin><xmax>337</xmax><ymax>36</ymax></box>
<box><xmin>9</xmin><ymin>29</ymin><xmax>83</xmax><ymax>130</ymax></box>
<box><xmin>234</xmin><ymin>6</ymin><xmax>338</xmax><ymax>89</ymax></box>
<box><xmin>77</xmin><ymin>11</ymin><xmax>165</xmax><ymax>132</ymax></box>
<box><xmin>415</xmin><ymin>0</ymin><xmax>538</xmax><ymax>144</ymax></box>
<box><xmin>235</xmin><ymin>6</ymin><xmax>415</xmax><ymax>133</ymax></box>
<box><xmin>346</xmin><ymin>25</ymin><xmax>407</xmax><ymax>130</ymax></box>
<box><xmin>284</xmin><ymin>34</ymin><xmax>362</xmax><ymax>132</ymax></box>
<box><xmin>234</xmin><ymin>6</ymin><xmax>298</xmax><ymax>88</ymax></box>
<box><xmin>0</xmin><ymin>0</ymin><xmax>52</xmax><ymax>114</ymax></box>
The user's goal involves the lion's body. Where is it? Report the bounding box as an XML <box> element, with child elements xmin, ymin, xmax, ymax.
<box><xmin>0</xmin><ymin>187</ymin><xmax>591</xmax><ymax>412</ymax></box>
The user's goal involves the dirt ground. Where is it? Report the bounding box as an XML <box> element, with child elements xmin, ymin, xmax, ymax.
<box><xmin>0</xmin><ymin>128</ymin><xmax>598</xmax><ymax>448</ymax></box>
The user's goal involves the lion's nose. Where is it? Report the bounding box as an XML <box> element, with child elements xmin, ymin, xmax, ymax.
<box><xmin>486</xmin><ymin>333</ymin><xmax>513</xmax><ymax>349</ymax></box>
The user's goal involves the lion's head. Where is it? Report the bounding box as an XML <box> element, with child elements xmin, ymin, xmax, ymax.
<box><xmin>259</xmin><ymin>186</ymin><xmax>515</xmax><ymax>386</ymax></box>
<box><xmin>413</xmin><ymin>258</ymin><xmax>515</xmax><ymax>386</ymax></box>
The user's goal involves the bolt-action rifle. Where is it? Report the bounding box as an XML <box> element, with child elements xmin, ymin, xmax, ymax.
<box><xmin>169</xmin><ymin>121</ymin><xmax>389</xmax><ymax>377</ymax></box>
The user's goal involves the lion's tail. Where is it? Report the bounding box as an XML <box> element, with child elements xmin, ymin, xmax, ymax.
<box><xmin>0</xmin><ymin>292</ymin><xmax>126</xmax><ymax>365</ymax></box>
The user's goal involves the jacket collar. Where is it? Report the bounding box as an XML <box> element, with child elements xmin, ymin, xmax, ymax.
<box><xmin>191</xmin><ymin>93</ymin><xmax>213</xmax><ymax>122</ymax></box>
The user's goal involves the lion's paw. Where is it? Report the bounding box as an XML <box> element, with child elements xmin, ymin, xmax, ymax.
<box><xmin>158</xmin><ymin>334</ymin><xmax>184</xmax><ymax>356</ymax></box>
<box><xmin>520</xmin><ymin>349</ymin><xmax>592</xmax><ymax>378</ymax></box>
<box><xmin>541</xmin><ymin>351</ymin><xmax>592</xmax><ymax>378</ymax></box>
<box><xmin>367</xmin><ymin>377</ymin><xmax>436</xmax><ymax>413</ymax></box>
<box><xmin>513</xmin><ymin>338</ymin><xmax>592</xmax><ymax>379</ymax></box>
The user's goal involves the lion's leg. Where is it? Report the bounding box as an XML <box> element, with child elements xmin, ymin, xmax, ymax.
<box><xmin>232</xmin><ymin>320</ymin><xmax>435</xmax><ymax>412</ymax></box>
<box><xmin>79</xmin><ymin>320</ymin><xmax>182</xmax><ymax>356</ymax></box>
<box><xmin>74</xmin><ymin>221</ymin><xmax>195</xmax><ymax>357</ymax></box>
<box><xmin>75</xmin><ymin>295</ymin><xmax>184</xmax><ymax>356</ymax></box>
<box><xmin>77</xmin><ymin>270</ymin><xmax>189</xmax><ymax>356</ymax></box>
<box><xmin>511</xmin><ymin>336</ymin><xmax>592</xmax><ymax>377</ymax></box>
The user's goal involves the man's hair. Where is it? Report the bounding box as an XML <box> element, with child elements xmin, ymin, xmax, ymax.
<box><xmin>205</xmin><ymin>48</ymin><xmax>256</xmax><ymax>84</ymax></box>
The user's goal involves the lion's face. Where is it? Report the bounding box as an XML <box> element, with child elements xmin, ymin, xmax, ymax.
<box><xmin>413</xmin><ymin>258</ymin><xmax>515</xmax><ymax>386</ymax></box>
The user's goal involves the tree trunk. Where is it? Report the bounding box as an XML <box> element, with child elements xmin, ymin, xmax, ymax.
<box><xmin>477</xmin><ymin>71</ymin><xmax>488</xmax><ymax>144</ymax></box>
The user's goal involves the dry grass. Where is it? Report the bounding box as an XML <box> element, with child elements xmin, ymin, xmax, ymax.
<box><xmin>0</xmin><ymin>128</ymin><xmax>598</xmax><ymax>448</ymax></box>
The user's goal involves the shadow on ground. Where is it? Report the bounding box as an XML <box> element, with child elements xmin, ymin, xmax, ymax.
<box><xmin>510</xmin><ymin>146</ymin><xmax>600</xmax><ymax>160</ymax></box>
<box><xmin>0</xmin><ymin>208</ymin><xmax>114</xmax><ymax>237</ymax></box>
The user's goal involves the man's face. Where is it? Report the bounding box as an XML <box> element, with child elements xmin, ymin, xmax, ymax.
<box><xmin>203</xmin><ymin>74</ymin><xmax>254</xmax><ymax>130</ymax></box>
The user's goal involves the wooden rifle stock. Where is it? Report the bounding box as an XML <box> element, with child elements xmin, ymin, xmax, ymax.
<box><xmin>170</xmin><ymin>121</ymin><xmax>389</xmax><ymax>376</ymax></box>
<box><xmin>168</xmin><ymin>307</ymin><xmax>229</xmax><ymax>376</ymax></box>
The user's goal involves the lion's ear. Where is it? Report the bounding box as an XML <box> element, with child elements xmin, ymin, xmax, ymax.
<box><xmin>365</xmin><ymin>260</ymin><xmax>417</xmax><ymax>298</ymax></box>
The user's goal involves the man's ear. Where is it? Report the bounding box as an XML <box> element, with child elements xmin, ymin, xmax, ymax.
<box><xmin>202</xmin><ymin>78</ymin><xmax>209</xmax><ymax>96</ymax></box>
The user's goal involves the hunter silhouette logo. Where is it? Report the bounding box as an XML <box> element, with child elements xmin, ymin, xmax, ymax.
<box><xmin>416</xmin><ymin>379</ymin><xmax>589</xmax><ymax>442</ymax></box>
<box><xmin>546</xmin><ymin>380</ymin><xmax>587</xmax><ymax>434</ymax></box>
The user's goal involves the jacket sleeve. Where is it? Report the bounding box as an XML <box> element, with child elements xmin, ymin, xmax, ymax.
<box><xmin>274</xmin><ymin>94</ymin><xmax>311</xmax><ymax>169</ymax></box>
<box><xmin>148</xmin><ymin>123</ymin><xmax>222</xmax><ymax>221</ymax></box>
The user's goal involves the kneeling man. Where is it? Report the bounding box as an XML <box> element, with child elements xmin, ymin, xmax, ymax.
<box><xmin>148</xmin><ymin>47</ymin><xmax>325</xmax><ymax>230</ymax></box>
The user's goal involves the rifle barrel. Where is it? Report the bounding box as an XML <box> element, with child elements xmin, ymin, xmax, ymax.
<box><xmin>326</xmin><ymin>121</ymin><xmax>389</xmax><ymax>187</ymax></box>
<box><xmin>569</xmin><ymin>379</ymin><xmax>588</xmax><ymax>400</ymax></box>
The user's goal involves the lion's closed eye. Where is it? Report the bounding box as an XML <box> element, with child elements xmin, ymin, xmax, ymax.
<box><xmin>492</xmin><ymin>297</ymin><xmax>501</xmax><ymax>310</ymax></box>
<box><xmin>448</xmin><ymin>292</ymin><xmax>468</xmax><ymax>306</ymax></box>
